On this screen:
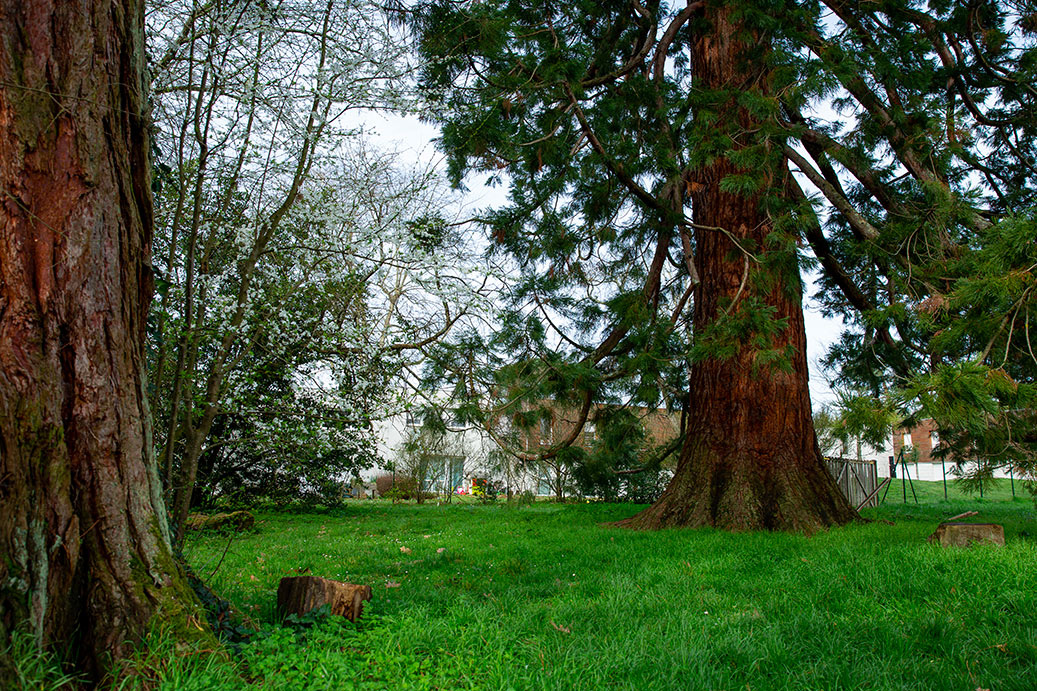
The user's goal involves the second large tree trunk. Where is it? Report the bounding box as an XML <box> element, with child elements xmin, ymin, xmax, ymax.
<box><xmin>619</xmin><ymin>4</ymin><xmax>857</xmax><ymax>531</ymax></box>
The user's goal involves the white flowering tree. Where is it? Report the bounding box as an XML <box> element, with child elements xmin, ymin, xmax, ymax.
<box><xmin>146</xmin><ymin>0</ymin><xmax>491</xmax><ymax>536</ymax></box>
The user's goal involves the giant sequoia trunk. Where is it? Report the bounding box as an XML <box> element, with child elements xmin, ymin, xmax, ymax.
<box><xmin>0</xmin><ymin>0</ymin><xmax>203</xmax><ymax>678</ymax></box>
<box><xmin>620</xmin><ymin>5</ymin><xmax>857</xmax><ymax>531</ymax></box>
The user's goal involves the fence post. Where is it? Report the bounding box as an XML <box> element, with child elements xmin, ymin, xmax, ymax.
<box><xmin>1010</xmin><ymin>466</ymin><xmax>1015</xmax><ymax>498</ymax></box>
<box><xmin>942</xmin><ymin>457</ymin><xmax>947</xmax><ymax>500</ymax></box>
<box><xmin>905</xmin><ymin>461</ymin><xmax>919</xmax><ymax>504</ymax></box>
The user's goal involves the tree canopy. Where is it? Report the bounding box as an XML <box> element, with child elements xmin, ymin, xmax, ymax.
<box><xmin>146</xmin><ymin>0</ymin><xmax>493</xmax><ymax>523</ymax></box>
<box><xmin>408</xmin><ymin>0</ymin><xmax>1037</xmax><ymax>500</ymax></box>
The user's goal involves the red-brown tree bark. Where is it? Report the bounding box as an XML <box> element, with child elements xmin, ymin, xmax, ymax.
<box><xmin>0</xmin><ymin>0</ymin><xmax>203</xmax><ymax>678</ymax></box>
<box><xmin>618</xmin><ymin>5</ymin><xmax>858</xmax><ymax>531</ymax></box>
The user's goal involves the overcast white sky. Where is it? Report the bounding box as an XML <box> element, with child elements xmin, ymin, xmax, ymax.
<box><xmin>358</xmin><ymin>112</ymin><xmax>846</xmax><ymax>411</ymax></box>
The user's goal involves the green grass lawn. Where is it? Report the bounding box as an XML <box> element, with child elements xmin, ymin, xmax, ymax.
<box><xmin>878</xmin><ymin>477</ymin><xmax>1025</xmax><ymax>504</ymax></box>
<box><xmin>117</xmin><ymin>492</ymin><xmax>1037</xmax><ymax>691</ymax></box>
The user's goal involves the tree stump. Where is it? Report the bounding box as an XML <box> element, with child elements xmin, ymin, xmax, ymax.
<box><xmin>928</xmin><ymin>522</ymin><xmax>1005</xmax><ymax>548</ymax></box>
<box><xmin>276</xmin><ymin>576</ymin><xmax>372</xmax><ymax>622</ymax></box>
<box><xmin>185</xmin><ymin>510</ymin><xmax>255</xmax><ymax>531</ymax></box>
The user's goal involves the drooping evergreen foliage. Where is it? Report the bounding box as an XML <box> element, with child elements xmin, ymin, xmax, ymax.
<box><xmin>798</xmin><ymin>1</ymin><xmax>1037</xmax><ymax>479</ymax></box>
<box><xmin>409</xmin><ymin>0</ymin><xmax>1037</xmax><ymax>500</ymax></box>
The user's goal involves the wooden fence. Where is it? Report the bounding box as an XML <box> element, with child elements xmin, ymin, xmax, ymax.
<box><xmin>825</xmin><ymin>457</ymin><xmax>880</xmax><ymax>510</ymax></box>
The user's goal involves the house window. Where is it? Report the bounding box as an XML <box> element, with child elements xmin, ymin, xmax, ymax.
<box><xmin>449</xmin><ymin>456</ymin><xmax>464</xmax><ymax>492</ymax></box>
<box><xmin>406</xmin><ymin>411</ymin><xmax>420</xmax><ymax>427</ymax></box>
<box><xmin>930</xmin><ymin>430</ymin><xmax>939</xmax><ymax>448</ymax></box>
<box><xmin>584</xmin><ymin>422</ymin><xmax>596</xmax><ymax>444</ymax></box>
<box><xmin>902</xmin><ymin>432</ymin><xmax>912</xmax><ymax>448</ymax></box>
<box><xmin>537</xmin><ymin>469</ymin><xmax>554</xmax><ymax>496</ymax></box>
<box><xmin>539</xmin><ymin>417</ymin><xmax>552</xmax><ymax>445</ymax></box>
<box><xmin>428</xmin><ymin>455</ymin><xmax>464</xmax><ymax>493</ymax></box>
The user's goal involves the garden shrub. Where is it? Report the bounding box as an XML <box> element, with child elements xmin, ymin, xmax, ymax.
<box><xmin>470</xmin><ymin>478</ymin><xmax>503</xmax><ymax>504</ymax></box>
<box><xmin>512</xmin><ymin>489</ymin><xmax>536</xmax><ymax>506</ymax></box>
<box><xmin>375</xmin><ymin>475</ymin><xmax>419</xmax><ymax>500</ymax></box>
<box><xmin>375</xmin><ymin>474</ymin><xmax>394</xmax><ymax>497</ymax></box>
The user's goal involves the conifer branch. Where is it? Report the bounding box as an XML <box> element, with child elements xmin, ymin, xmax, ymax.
<box><xmin>784</xmin><ymin>145</ymin><xmax>880</xmax><ymax>242</ymax></box>
<box><xmin>652</xmin><ymin>1</ymin><xmax>703</xmax><ymax>83</ymax></box>
<box><xmin>565</xmin><ymin>84</ymin><xmax>662</xmax><ymax>213</ymax></box>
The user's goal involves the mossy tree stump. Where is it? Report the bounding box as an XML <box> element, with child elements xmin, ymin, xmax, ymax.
<box><xmin>185</xmin><ymin>510</ymin><xmax>255</xmax><ymax>532</ymax></box>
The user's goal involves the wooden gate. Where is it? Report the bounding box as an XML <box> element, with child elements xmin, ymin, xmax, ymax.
<box><xmin>825</xmin><ymin>457</ymin><xmax>879</xmax><ymax>510</ymax></box>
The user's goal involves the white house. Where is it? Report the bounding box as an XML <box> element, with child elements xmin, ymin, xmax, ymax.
<box><xmin>367</xmin><ymin>402</ymin><xmax>683</xmax><ymax>498</ymax></box>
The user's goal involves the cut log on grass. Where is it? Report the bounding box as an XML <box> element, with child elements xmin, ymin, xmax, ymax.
<box><xmin>277</xmin><ymin>576</ymin><xmax>372</xmax><ymax>622</ymax></box>
<box><xmin>928</xmin><ymin>523</ymin><xmax>1005</xmax><ymax>548</ymax></box>
<box><xmin>185</xmin><ymin>510</ymin><xmax>255</xmax><ymax>531</ymax></box>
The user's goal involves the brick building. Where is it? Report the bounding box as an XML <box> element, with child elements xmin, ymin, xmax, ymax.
<box><xmin>892</xmin><ymin>418</ymin><xmax>943</xmax><ymax>464</ymax></box>
<box><xmin>523</xmin><ymin>403</ymin><xmax>681</xmax><ymax>451</ymax></box>
<box><xmin>890</xmin><ymin>418</ymin><xmax>1018</xmax><ymax>482</ymax></box>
